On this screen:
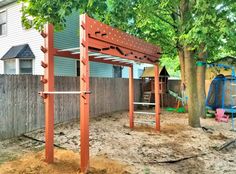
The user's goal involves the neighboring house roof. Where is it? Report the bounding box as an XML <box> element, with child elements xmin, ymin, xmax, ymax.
<box><xmin>0</xmin><ymin>0</ymin><xmax>16</xmax><ymax>7</ymax></box>
<box><xmin>141</xmin><ymin>66</ymin><xmax>170</xmax><ymax>78</ymax></box>
<box><xmin>1</xmin><ymin>44</ymin><xmax>35</xmax><ymax>60</ymax></box>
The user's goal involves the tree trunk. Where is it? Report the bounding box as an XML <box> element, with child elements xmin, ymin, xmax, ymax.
<box><xmin>197</xmin><ymin>47</ymin><xmax>206</xmax><ymax>118</ymax></box>
<box><xmin>178</xmin><ymin>49</ymin><xmax>185</xmax><ymax>85</ymax></box>
<box><xmin>178</xmin><ymin>48</ymin><xmax>187</xmax><ymax>109</ymax></box>
<box><xmin>184</xmin><ymin>46</ymin><xmax>201</xmax><ymax>127</ymax></box>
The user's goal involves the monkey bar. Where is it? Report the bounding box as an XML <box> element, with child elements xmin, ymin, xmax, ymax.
<box><xmin>39</xmin><ymin>91</ymin><xmax>91</xmax><ymax>94</ymax></box>
<box><xmin>133</xmin><ymin>102</ymin><xmax>156</xmax><ymax>105</ymax></box>
<box><xmin>40</xmin><ymin>14</ymin><xmax>161</xmax><ymax>174</ymax></box>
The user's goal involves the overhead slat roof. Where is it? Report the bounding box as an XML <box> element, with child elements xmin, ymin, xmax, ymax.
<box><xmin>54</xmin><ymin>14</ymin><xmax>161</xmax><ymax>67</ymax></box>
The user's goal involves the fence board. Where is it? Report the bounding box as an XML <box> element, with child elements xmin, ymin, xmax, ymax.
<box><xmin>0</xmin><ymin>75</ymin><xmax>141</xmax><ymax>140</ymax></box>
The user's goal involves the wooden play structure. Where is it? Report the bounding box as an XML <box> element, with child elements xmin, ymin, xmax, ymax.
<box><xmin>141</xmin><ymin>66</ymin><xmax>169</xmax><ymax>106</ymax></box>
<box><xmin>39</xmin><ymin>14</ymin><xmax>161</xmax><ymax>173</ymax></box>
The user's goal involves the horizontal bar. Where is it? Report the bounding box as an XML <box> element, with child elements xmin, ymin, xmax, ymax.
<box><xmin>88</xmin><ymin>52</ymin><xmax>103</xmax><ymax>56</ymax></box>
<box><xmin>72</xmin><ymin>51</ymin><xmax>80</xmax><ymax>54</ymax></box>
<box><xmin>134</xmin><ymin>111</ymin><xmax>156</xmax><ymax>115</ymax></box>
<box><xmin>39</xmin><ymin>91</ymin><xmax>91</xmax><ymax>94</ymax></box>
<box><xmin>232</xmin><ymin>84</ymin><xmax>236</xmax><ymax>86</ymax></box>
<box><xmin>233</xmin><ymin>106</ymin><xmax>236</xmax><ymax>108</ymax></box>
<box><xmin>134</xmin><ymin>120</ymin><xmax>155</xmax><ymax>124</ymax></box>
<box><xmin>72</xmin><ymin>51</ymin><xmax>102</xmax><ymax>55</ymax></box>
<box><xmin>103</xmin><ymin>57</ymin><xmax>117</xmax><ymax>60</ymax></box>
<box><xmin>95</xmin><ymin>55</ymin><xmax>115</xmax><ymax>58</ymax></box>
<box><xmin>102</xmin><ymin>57</ymin><xmax>133</xmax><ymax>64</ymax></box>
<box><xmin>232</xmin><ymin>95</ymin><xmax>236</xmax><ymax>97</ymax></box>
<box><xmin>58</xmin><ymin>47</ymin><xmax>80</xmax><ymax>52</ymax></box>
<box><xmin>133</xmin><ymin>102</ymin><xmax>155</xmax><ymax>105</ymax></box>
<box><xmin>111</xmin><ymin>58</ymin><xmax>133</xmax><ymax>63</ymax></box>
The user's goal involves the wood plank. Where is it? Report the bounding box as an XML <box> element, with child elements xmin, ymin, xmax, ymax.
<box><xmin>0</xmin><ymin>75</ymin><xmax>142</xmax><ymax>140</ymax></box>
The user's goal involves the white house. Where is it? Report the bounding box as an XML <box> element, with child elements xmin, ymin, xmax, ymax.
<box><xmin>0</xmin><ymin>0</ymin><xmax>145</xmax><ymax>78</ymax></box>
<box><xmin>0</xmin><ymin>0</ymin><xmax>44</xmax><ymax>75</ymax></box>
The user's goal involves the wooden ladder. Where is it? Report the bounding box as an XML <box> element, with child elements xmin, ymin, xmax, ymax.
<box><xmin>142</xmin><ymin>91</ymin><xmax>152</xmax><ymax>103</ymax></box>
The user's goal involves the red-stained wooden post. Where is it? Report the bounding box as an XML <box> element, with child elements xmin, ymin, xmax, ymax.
<box><xmin>154</xmin><ymin>64</ymin><xmax>160</xmax><ymax>131</ymax></box>
<box><xmin>80</xmin><ymin>14</ymin><xmax>90</xmax><ymax>173</ymax></box>
<box><xmin>129</xmin><ymin>65</ymin><xmax>134</xmax><ymax>128</ymax></box>
<box><xmin>43</xmin><ymin>24</ymin><xmax>55</xmax><ymax>163</ymax></box>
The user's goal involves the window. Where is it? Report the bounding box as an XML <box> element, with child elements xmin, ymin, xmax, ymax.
<box><xmin>0</xmin><ymin>10</ymin><xmax>7</xmax><ymax>36</ymax></box>
<box><xmin>4</xmin><ymin>59</ymin><xmax>16</xmax><ymax>74</ymax></box>
<box><xmin>113</xmin><ymin>66</ymin><xmax>122</xmax><ymax>78</ymax></box>
<box><xmin>77</xmin><ymin>60</ymin><xmax>80</xmax><ymax>76</ymax></box>
<box><xmin>19</xmin><ymin>59</ymin><xmax>33</xmax><ymax>74</ymax></box>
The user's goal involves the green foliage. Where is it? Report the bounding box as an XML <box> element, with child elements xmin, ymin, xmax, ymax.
<box><xmin>161</xmin><ymin>55</ymin><xmax>180</xmax><ymax>77</ymax></box>
<box><xmin>19</xmin><ymin>0</ymin><xmax>107</xmax><ymax>31</ymax></box>
<box><xmin>19</xmin><ymin>0</ymin><xmax>236</xmax><ymax>74</ymax></box>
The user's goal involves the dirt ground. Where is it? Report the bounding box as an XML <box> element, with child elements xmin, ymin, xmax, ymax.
<box><xmin>0</xmin><ymin>110</ymin><xmax>236</xmax><ymax>174</ymax></box>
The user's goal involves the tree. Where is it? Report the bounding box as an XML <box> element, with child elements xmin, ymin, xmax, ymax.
<box><xmin>20</xmin><ymin>0</ymin><xmax>236</xmax><ymax>127</ymax></box>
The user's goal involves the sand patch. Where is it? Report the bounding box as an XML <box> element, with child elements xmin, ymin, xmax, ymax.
<box><xmin>0</xmin><ymin>149</ymin><xmax>131</xmax><ymax>174</ymax></box>
<box><xmin>160</xmin><ymin>123</ymin><xmax>189</xmax><ymax>134</ymax></box>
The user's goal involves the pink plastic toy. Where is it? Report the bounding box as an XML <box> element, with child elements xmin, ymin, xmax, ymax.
<box><xmin>215</xmin><ymin>108</ymin><xmax>229</xmax><ymax>123</ymax></box>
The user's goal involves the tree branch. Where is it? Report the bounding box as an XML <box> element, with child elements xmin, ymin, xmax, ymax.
<box><xmin>154</xmin><ymin>13</ymin><xmax>177</xmax><ymax>29</ymax></box>
<box><xmin>154</xmin><ymin>4</ymin><xmax>180</xmax><ymax>17</ymax></box>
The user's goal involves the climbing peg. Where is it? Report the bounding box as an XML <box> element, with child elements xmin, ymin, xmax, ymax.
<box><xmin>41</xmin><ymin>61</ymin><xmax>48</xmax><ymax>68</ymax></box>
<box><xmin>40</xmin><ymin>76</ymin><xmax>48</xmax><ymax>84</ymax></box>
<box><xmin>40</xmin><ymin>31</ymin><xmax>47</xmax><ymax>38</ymax></box>
<box><xmin>40</xmin><ymin>46</ymin><xmax>47</xmax><ymax>53</ymax></box>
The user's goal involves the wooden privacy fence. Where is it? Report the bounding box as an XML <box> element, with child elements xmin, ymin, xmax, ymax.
<box><xmin>0</xmin><ymin>75</ymin><xmax>141</xmax><ymax>140</ymax></box>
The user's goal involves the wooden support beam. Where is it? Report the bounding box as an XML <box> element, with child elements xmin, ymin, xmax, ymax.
<box><xmin>43</xmin><ymin>24</ymin><xmax>55</xmax><ymax>163</ymax></box>
<box><xmin>80</xmin><ymin>14</ymin><xmax>90</xmax><ymax>174</ymax></box>
<box><xmin>129</xmin><ymin>66</ymin><xmax>134</xmax><ymax>128</ymax></box>
<box><xmin>154</xmin><ymin>64</ymin><xmax>160</xmax><ymax>131</ymax></box>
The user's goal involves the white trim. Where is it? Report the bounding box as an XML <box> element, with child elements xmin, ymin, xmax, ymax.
<box><xmin>32</xmin><ymin>58</ymin><xmax>35</xmax><ymax>74</ymax></box>
<box><xmin>15</xmin><ymin>58</ymin><xmax>19</xmax><ymax>74</ymax></box>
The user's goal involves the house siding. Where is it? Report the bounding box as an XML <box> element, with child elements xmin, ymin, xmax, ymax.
<box><xmin>53</xmin><ymin>12</ymin><xmax>116</xmax><ymax>78</ymax></box>
<box><xmin>53</xmin><ymin>11</ymin><xmax>80</xmax><ymax>76</ymax></box>
<box><xmin>54</xmin><ymin>57</ymin><xmax>76</xmax><ymax>76</ymax></box>
<box><xmin>0</xmin><ymin>3</ymin><xmax>44</xmax><ymax>75</ymax></box>
<box><xmin>122</xmin><ymin>64</ymin><xmax>144</xmax><ymax>79</ymax></box>
<box><xmin>54</xmin><ymin>12</ymin><xmax>80</xmax><ymax>50</ymax></box>
<box><xmin>90</xmin><ymin>62</ymin><xmax>113</xmax><ymax>78</ymax></box>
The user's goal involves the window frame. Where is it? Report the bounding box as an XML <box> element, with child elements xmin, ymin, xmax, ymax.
<box><xmin>4</xmin><ymin>59</ymin><xmax>16</xmax><ymax>74</ymax></box>
<box><xmin>19</xmin><ymin>58</ymin><xmax>33</xmax><ymax>74</ymax></box>
<box><xmin>0</xmin><ymin>9</ymin><xmax>7</xmax><ymax>37</ymax></box>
